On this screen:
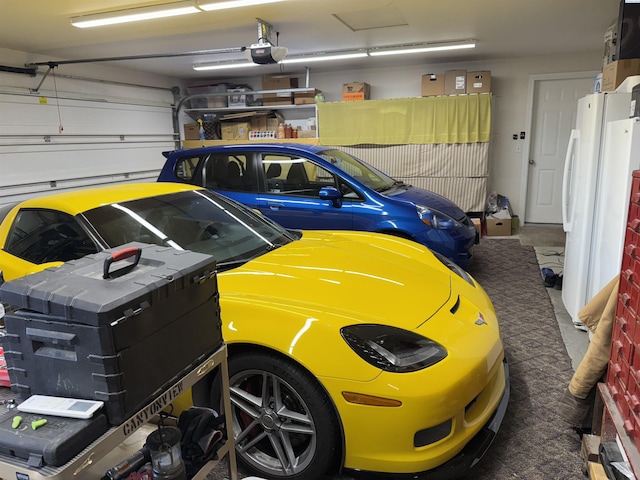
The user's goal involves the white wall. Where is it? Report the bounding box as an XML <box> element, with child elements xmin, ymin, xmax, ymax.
<box><xmin>207</xmin><ymin>52</ymin><xmax>602</xmax><ymax>218</ymax></box>
<box><xmin>2</xmin><ymin>46</ymin><xmax>603</xmax><ymax>219</ymax></box>
<box><xmin>0</xmin><ymin>48</ymin><xmax>182</xmax><ymax>205</ymax></box>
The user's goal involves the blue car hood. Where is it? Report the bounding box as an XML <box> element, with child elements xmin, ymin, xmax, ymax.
<box><xmin>387</xmin><ymin>185</ymin><xmax>467</xmax><ymax>221</ymax></box>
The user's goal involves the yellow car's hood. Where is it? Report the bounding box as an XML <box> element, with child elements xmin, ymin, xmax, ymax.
<box><xmin>219</xmin><ymin>230</ymin><xmax>452</xmax><ymax>329</ymax></box>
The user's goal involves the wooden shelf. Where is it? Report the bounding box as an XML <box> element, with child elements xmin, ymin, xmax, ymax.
<box><xmin>183</xmin><ymin>138</ymin><xmax>321</xmax><ymax>148</ymax></box>
<box><xmin>598</xmin><ymin>383</ymin><xmax>640</xmax><ymax>479</ymax></box>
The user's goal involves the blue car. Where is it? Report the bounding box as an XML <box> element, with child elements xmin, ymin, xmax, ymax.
<box><xmin>158</xmin><ymin>144</ymin><xmax>478</xmax><ymax>267</ymax></box>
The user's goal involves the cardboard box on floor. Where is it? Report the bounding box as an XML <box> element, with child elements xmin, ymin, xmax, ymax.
<box><xmin>485</xmin><ymin>210</ymin><xmax>512</xmax><ymax>236</ymax></box>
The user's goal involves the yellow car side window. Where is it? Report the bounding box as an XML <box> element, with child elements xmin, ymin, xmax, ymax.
<box><xmin>5</xmin><ymin>209</ymin><xmax>97</xmax><ymax>265</ymax></box>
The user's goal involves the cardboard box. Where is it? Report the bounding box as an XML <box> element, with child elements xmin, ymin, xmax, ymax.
<box><xmin>466</xmin><ymin>71</ymin><xmax>491</xmax><ymax>94</ymax></box>
<box><xmin>471</xmin><ymin>217</ymin><xmax>482</xmax><ymax>238</ymax></box>
<box><xmin>602</xmin><ymin>59</ymin><xmax>640</xmax><ymax>92</ymax></box>
<box><xmin>421</xmin><ymin>74</ymin><xmax>445</xmax><ymax>96</ymax></box>
<box><xmin>262</xmin><ymin>75</ymin><xmax>298</xmax><ymax>105</ymax></box>
<box><xmin>250</xmin><ymin>112</ymin><xmax>284</xmax><ymax>131</ymax></box>
<box><xmin>221</xmin><ymin>121</ymin><xmax>251</xmax><ymax>140</ymax></box>
<box><xmin>603</xmin><ymin>22</ymin><xmax>617</xmax><ymax>67</ymax></box>
<box><xmin>485</xmin><ymin>215</ymin><xmax>512</xmax><ymax>236</ymax></box>
<box><xmin>342</xmin><ymin>82</ymin><xmax>370</xmax><ymax>101</ymax></box>
<box><xmin>294</xmin><ymin>89</ymin><xmax>320</xmax><ymax>105</ymax></box>
<box><xmin>184</xmin><ymin>123</ymin><xmax>200</xmax><ymax>140</ymax></box>
<box><xmin>297</xmin><ymin>128</ymin><xmax>317</xmax><ymax>139</ymax></box>
<box><xmin>445</xmin><ymin>70</ymin><xmax>467</xmax><ymax>95</ymax></box>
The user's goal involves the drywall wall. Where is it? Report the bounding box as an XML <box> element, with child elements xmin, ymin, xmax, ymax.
<box><xmin>202</xmin><ymin>51</ymin><xmax>601</xmax><ymax>220</ymax></box>
<box><xmin>2</xmin><ymin>45</ymin><xmax>602</xmax><ymax>220</ymax></box>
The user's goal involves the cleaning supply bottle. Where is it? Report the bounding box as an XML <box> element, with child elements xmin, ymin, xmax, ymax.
<box><xmin>197</xmin><ymin>119</ymin><xmax>206</xmax><ymax>141</ymax></box>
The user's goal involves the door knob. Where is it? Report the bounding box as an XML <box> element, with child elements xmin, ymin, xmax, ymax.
<box><xmin>528</xmin><ymin>159</ymin><xmax>535</xmax><ymax>165</ymax></box>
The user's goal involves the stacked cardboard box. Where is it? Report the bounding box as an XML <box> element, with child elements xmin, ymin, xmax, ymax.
<box><xmin>602</xmin><ymin>59</ymin><xmax>640</xmax><ymax>92</ymax></box>
<box><xmin>422</xmin><ymin>71</ymin><xmax>491</xmax><ymax>96</ymax></box>
<box><xmin>262</xmin><ymin>75</ymin><xmax>298</xmax><ymax>106</ymax></box>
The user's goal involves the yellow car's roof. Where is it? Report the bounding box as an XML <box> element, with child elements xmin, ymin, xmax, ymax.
<box><xmin>16</xmin><ymin>183</ymin><xmax>202</xmax><ymax>215</ymax></box>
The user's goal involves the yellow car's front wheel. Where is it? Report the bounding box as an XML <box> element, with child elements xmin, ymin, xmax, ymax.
<box><xmin>211</xmin><ymin>350</ymin><xmax>341</xmax><ymax>479</ymax></box>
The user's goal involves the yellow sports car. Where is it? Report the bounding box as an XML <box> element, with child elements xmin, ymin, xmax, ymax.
<box><xmin>0</xmin><ymin>183</ymin><xmax>508</xmax><ymax>480</ymax></box>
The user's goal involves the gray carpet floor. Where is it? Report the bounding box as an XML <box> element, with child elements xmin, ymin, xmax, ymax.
<box><xmin>209</xmin><ymin>237</ymin><xmax>585</xmax><ymax>480</ymax></box>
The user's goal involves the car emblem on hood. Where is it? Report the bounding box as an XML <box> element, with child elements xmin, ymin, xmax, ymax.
<box><xmin>475</xmin><ymin>313</ymin><xmax>487</xmax><ymax>326</ymax></box>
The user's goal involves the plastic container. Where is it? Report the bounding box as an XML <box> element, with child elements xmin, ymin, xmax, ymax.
<box><xmin>0</xmin><ymin>243</ymin><xmax>222</xmax><ymax>425</ymax></box>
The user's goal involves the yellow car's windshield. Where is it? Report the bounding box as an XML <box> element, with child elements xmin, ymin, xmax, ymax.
<box><xmin>82</xmin><ymin>189</ymin><xmax>294</xmax><ymax>269</ymax></box>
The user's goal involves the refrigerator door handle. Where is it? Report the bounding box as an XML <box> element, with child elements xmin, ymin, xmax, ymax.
<box><xmin>562</xmin><ymin>129</ymin><xmax>580</xmax><ymax>233</ymax></box>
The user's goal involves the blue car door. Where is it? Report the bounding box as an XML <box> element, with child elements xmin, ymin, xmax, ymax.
<box><xmin>199</xmin><ymin>151</ymin><xmax>262</xmax><ymax>209</ymax></box>
<box><xmin>257</xmin><ymin>153</ymin><xmax>354</xmax><ymax>230</ymax></box>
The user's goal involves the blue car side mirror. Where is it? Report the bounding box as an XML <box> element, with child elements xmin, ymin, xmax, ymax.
<box><xmin>319</xmin><ymin>186</ymin><xmax>342</xmax><ymax>208</ymax></box>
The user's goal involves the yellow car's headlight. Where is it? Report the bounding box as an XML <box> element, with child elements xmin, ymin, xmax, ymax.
<box><xmin>340</xmin><ymin>324</ymin><xmax>447</xmax><ymax>373</ymax></box>
<box><xmin>432</xmin><ymin>250</ymin><xmax>475</xmax><ymax>286</ymax></box>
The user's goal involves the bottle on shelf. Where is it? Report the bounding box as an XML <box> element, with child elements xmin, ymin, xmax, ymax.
<box><xmin>197</xmin><ymin>119</ymin><xmax>206</xmax><ymax>141</ymax></box>
<box><xmin>277</xmin><ymin>123</ymin><xmax>285</xmax><ymax>139</ymax></box>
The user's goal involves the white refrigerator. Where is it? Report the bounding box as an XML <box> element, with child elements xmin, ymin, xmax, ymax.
<box><xmin>588</xmin><ymin>117</ymin><xmax>640</xmax><ymax>300</ymax></box>
<box><xmin>561</xmin><ymin>91</ymin><xmax>633</xmax><ymax>328</ymax></box>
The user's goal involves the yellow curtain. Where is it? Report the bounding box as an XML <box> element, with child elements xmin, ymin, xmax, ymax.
<box><xmin>317</xmin><ymin>94</ymin><xmax>492</xmax><ymax>145</ymax></box>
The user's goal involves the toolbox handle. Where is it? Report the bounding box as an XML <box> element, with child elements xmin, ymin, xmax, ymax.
<box><xmin>103</xmin><ymin>246</ymin><xmax>142</xmax><ymax>279</ymax></box>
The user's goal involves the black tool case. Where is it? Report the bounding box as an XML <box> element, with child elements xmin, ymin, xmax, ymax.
<box><xmin>0</xmin><ymin>243</ymin><xmax>222</xmax><ymax>425</ymax></box>
<box><xmin>0</xmin><ymin>412</ymin><xmax>108</xmax><ymax>468</ymax></box>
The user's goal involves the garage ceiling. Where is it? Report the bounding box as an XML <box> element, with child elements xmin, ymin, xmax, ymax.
<box><xmin>2</xmin><ymin>0</ymin><xmax>621</xmax><ymax>80</ymax></box>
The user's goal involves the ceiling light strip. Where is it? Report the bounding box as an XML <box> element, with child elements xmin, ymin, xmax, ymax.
<box><xmin>282</xmin><ymin>52</ymin><xmax>369</xmax><ymax>64</ymax></box>
<box><xmin>197</xmin><ymin>0</ymin><xmax>284</xmax><ymax>12</ymax></box>
<box><xmin>71</xmin><ymin>1</ymin><xmax>199</xmax><ymax>28</ymax></box>
<box><xmin>70</xmin><ymin>0</ymin><xmax>285</xmax><ymax>28</ymax></box>
<box><xmin>369</xmin><ymin>42</ymin><xmax>476</xmax><ymax>56</ymax></box>
<box><xmin>193</xmin><ymin>61</ymin><xmax>259</xmax><ymax>71</ymax></box>
<box><xmin>192</xmin><ymin>41</ymin><xmax>476</xmax><ymax>71</ymax></box>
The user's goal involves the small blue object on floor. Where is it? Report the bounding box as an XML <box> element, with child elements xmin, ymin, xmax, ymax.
<box><xmin>541</xmin><ymin>268</ymin><xmax>557</xmax><ymax>287</ymax></box>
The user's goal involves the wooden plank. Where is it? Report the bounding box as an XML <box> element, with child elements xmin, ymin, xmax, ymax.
<box><xmin>588</xmin><ymin>461</ymin><xmax>608</xmax><ymax>480</ymax></box>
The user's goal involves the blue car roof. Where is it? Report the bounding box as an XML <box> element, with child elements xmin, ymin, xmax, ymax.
<box><xmin>163</xmin><ymin>143</ymin><xmax>328</xmax><ymax>158</ymax></box>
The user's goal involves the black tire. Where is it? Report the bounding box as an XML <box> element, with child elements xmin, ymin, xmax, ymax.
<box><xmin>211</xmin><ymin>351</ymin><xmax>341</xmax><ymax>479</ymax></box>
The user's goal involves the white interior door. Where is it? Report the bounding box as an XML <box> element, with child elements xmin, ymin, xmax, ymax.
<box><xmin>525</xmin><ymin>77</ymin><xmax>594</xmax><ymax>223</ymax></box>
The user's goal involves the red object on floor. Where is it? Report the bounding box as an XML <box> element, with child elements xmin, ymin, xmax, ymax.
<box><xmin>0</xmin><ymin>347</ymin><xmax>10</xmax><ymax>388</ymax></box>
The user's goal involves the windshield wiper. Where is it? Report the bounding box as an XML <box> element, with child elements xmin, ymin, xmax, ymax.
<box><xmin>217</xmin><ymin>241</ymin><xmax>286</xmax><ymax>269</ymax></box>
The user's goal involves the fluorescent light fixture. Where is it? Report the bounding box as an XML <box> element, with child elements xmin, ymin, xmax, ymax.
<box><xmin>193</xmin><ymin>61</ymin><xmax>259</xmax><ymax>71</ymax></box>
<box><xmin>282</xmin><ymin>52</ymin><xmax>368</xmax><ymax>64</ymax></box>
<box><xmin>197</xmin><ymin>0</ymin><xmax>284</xmax><ymax>11</ymax></box>
<box><xmin>71</xmin><ymin>1</ymin><xmax>199</xmax><ymax>28</ymax></box>
<box><xmin>192</xmin><ymin>40</ymin><xmax>477</xmax><ymax>71</ymax></box>
<box><xmin>369</xmin><ymin>41</ymin><xmax>476</xmax><ymax>56</ymax></box>
<box><xmin>70</xmin><ymin>0</ymin><xmax>284</xmax><ymax>28</ymax></box>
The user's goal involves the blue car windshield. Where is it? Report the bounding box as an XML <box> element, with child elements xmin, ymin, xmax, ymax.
<box><xmin>82</xmin><ymin>189</ymin><xmax>294</xmax><ymax>269</ymax></box>
<box><xmin>318</xmin><ymin>149</ymin><xmax>397</xmax><ymax>192</ymax></box>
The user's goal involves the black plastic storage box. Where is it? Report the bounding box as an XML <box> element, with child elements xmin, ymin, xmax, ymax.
<box><xmin>0</xmin><ymin>243</ymin><xmax>222</xmax><ymax>425</ymax></box>
<box><xmin>0</xmin><ymin>412</ymin><xmax>108</xmax><ymax>467</ymax></box>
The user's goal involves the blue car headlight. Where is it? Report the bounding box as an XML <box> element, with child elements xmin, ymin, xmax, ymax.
<box><xmin>417</xmin><ymin>205</ymin><xmax>462</xmax><ymax>229</ymax></box>
<box><xmin>341</xmin><ymin>324</ymin><xmax>447</xmax><ymax>372</ymax></box>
